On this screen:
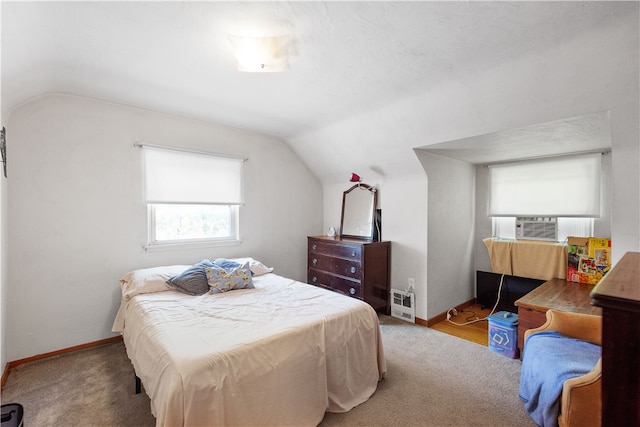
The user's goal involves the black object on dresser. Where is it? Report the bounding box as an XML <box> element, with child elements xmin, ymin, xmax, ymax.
<box><xmin>308</xmin><ymin>235</ymin><xmax>391</xmax><ymax>314</ymax></box>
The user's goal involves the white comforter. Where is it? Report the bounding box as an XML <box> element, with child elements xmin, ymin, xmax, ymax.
<box><xmin>116</xmin><ymin>273</ymin><xmax>386</xmax><ymax>427</ymax></box>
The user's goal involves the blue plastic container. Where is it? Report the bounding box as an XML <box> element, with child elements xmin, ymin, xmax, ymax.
<box><xmin>488</xmin><ymin>311</ymin><xmax>519</xmax><ymax>358</ymax></box>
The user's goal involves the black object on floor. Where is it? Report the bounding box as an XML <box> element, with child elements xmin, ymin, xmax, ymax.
<box><xmin>1</xmin><ymin>403</ymin><xmax>24</xmax><ymax>427</ymax></box>
<box><xmin>476</xmin><ymin>271</ymin><xmax>545</xmax><ymax>313</ymax></box>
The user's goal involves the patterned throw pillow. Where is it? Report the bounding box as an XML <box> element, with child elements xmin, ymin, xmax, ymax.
<box><xmin>205</xmin><ymin>262</ymin><xmax>254</xmax><ymax>294</ymax></box>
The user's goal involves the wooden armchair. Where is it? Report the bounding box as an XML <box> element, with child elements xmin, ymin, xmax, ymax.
<box><xmin>524</xmin><ymin>309</ymin><xmax>602</xmax><ymax>427</ymax></box>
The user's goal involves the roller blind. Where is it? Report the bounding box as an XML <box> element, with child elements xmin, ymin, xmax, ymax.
<box><xmin>142</xmin><ymin>145</ymin><xmax>245</xmax><ymax>205</ymax></box>
<box><xmin>488</xmin><ymin>153</ymin><xmax>601</xmax><ymax>217</ymax></box>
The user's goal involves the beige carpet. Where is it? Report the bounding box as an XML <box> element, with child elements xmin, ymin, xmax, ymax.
<box><xmin>2</xmin><ymin>315</ymin><xmax>536</xmax><ymax>426</ymax></box>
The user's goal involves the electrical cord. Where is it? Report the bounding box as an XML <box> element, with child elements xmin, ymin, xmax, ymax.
<box><xmin>446</xmin><ymin>273</ymin><xmax>505</xmax><ymax>326</ymax></box>
<box><xmin>462</xmin><ymin>310</ymin><xmax>477</xmax><ymax>322</ymax></box>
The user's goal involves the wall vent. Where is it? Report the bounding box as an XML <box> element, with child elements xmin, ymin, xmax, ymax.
<box><xmin>515</xmin><ymin>217</ymin><xmax>558</xmax><ymax>242</ymax></box>
<box><xmin>391</xmin><ymin>289</ymin><xmax>415</xmax><ymax>323</ymax></box>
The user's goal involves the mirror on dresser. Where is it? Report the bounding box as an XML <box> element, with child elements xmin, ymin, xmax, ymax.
<box><xmin>340</xmin><ymin>183</ymin><xmax>378</xmax><ymax>241</ymax></box>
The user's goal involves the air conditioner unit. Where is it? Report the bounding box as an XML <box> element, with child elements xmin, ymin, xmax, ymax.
<box><xmin>515</xmin><ymin>217</ymin><xmax>558</xmax><ymax>242</ymax></box>
<box><xmin>391</xmin><ymin>289</ymin><xmax>415</xmax><ymax>323</ymax></box>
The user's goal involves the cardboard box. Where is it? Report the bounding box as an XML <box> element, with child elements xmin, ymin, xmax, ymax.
<box><xmin>567</xmin><ymin>237</ymin><xmax>611</xmax><ymax>285</ymax></box>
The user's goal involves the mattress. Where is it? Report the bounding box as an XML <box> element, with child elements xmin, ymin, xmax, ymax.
<box><xmin>115</xmin><ymin>271</ymin><xmax>386</xmax><ymax>426</ymax></box>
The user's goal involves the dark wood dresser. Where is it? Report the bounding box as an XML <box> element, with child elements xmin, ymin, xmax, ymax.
<box><xmin>590</xmin><ymin>251</ymin><xmax>640</xmax><ymax>426</ymax></box>
<box><xmin>307</xmin><ymin>235</ymin><xmax>390</xmax><ymax>314</ymax></box>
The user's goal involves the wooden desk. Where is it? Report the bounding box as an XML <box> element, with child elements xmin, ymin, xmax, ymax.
<box><xmin>515</xmin><ymin>278</ymin><xmax>602</xmax><ymax>354</ymax></box>
<box><xmin>590</xmin><ymin>252</ymin><xmax>640</xmax><ymax>426</ymax></box>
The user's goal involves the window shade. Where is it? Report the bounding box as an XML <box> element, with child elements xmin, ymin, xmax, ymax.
<box><xmin>488</xmin><ymin>153</ymin><xmax>601</xmax><ymax>217</ymax></box>
<box><xmin>142</xmin><ymin>146</ymin><xmax>244</xmax><ymax>205</ymax></box>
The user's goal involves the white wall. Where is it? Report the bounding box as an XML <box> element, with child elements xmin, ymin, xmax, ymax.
<box><xmin>1</xmin><ymin>155</ymin><xmax>6</xmax><ymax>372</ymax></box>
<box><xmin>5</xmin><ymin>94</ymin><xmax>322</xmax><ymax>361</ymax></box>
<box><xmin>321</xmin><ymin>175</ymin><xmax>429</xmax><ymax>319</ymax></box>
<box><xmin>0</xmin><ymin>0</ymin><xmax>6</xmax><ymax>372</ymax></box>
<box><xmin>416</xmin><ymin>152</ymin><xmax>475</xmax><ymax>316</ymax></box>
<box><xmin>290</xmin><ymin>8</ymin><xmax>639</xmax><ymax>321</ymax></box>
<box><xmin>473</xmin><ymin>166</ymin><xmax>493</xmax><ymax>275</ymax></box>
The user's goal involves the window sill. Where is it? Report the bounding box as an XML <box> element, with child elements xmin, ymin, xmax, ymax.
<box><xmin>144</xmin><ymin>238</ymin><xmax>242</xmax><ymax>252</ymax></box>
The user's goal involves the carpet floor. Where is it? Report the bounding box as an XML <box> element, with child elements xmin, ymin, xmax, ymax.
<box><xmin>1</xmin><ymin>315</ymin><xmax>536</xmax><ymax>426</ymax></box>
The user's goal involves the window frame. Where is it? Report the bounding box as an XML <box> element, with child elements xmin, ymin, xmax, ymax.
<box><xmin>146</xmin><ymin>204</ymin><xmax>241</xmax><ymax>251</ymax></box>
<box><xmin>138</xmin><ymin>143</ymin><xmax>245</xmax><ymax>251</ymax></box>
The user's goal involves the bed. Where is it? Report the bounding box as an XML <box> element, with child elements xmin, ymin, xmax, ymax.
<box><xmin>112</xmin><ymin>258</ymin><xmax>386</xmax><ymax>427</ymax></box>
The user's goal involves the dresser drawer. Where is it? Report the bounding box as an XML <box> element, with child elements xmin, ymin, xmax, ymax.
<box><xmin>518</xmin><ymin>307</ymin><xmax>547</xmax><ymax>331</ymax></box>
<box><xmin>517</xmin><ymin>307</ymin><xmax>547</xmax><ymax>358</ymax></box>
<box><xmin>308</xmin><ymin>253</ymin><xmax>361</xmax><ymax>279</ymax></box>
<box><xmin>308</xmin><ymin>268</ymin><xmax>363</xmax><ymax>299</ymax></box>
<box><xmin>308</xmin><ymin>240</ymin><xmax>362</xmax><ymax>260</ymax></box>
<box><xmin>307</xmin><ymin>236</ymin><xmax>390</xmax><ymax>315</ymax></box>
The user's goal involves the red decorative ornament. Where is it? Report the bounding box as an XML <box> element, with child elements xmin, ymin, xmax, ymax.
<box><xmin>350</xmin><ymin>173</ymin><xmax>361</xmax><ymax>182</ymax></box>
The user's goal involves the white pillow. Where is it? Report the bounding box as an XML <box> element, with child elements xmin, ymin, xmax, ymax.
<box><xmin>120</xmin><ymin>265</ymin><xmax>190</xmax><ymax>300</ymax></box>
<box><xmin>230</xmin><ymin>257</ymin><xmax>274</xmax><ymax>276</ymax></box>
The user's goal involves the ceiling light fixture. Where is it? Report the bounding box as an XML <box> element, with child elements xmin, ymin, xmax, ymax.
<box><xmin>227</xmin><ymin>34</ymin><xmax>289</xmax><ymax>72</ymax></box>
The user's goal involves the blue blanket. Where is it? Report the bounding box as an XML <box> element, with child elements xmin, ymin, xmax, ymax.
<box><xmin>519</xmin><ymin>331</ymin><xmax>601</xmax><ymax>427</ymax></box>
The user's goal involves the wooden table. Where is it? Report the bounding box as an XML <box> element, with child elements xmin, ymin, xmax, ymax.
<box><xmin>514</xmin><ymin>278</ymin><xmax>602</xmax><ymax>355</ymax></box>
<box><xmin>590</xmin><ymin>252</ymin><xmax>640</xmax><ymax>426</ymax></box>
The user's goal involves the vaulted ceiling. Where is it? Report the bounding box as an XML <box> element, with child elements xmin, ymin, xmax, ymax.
<box><xmin>2</xmin><ymin>1</ymin><xmax>632</xmax><ymax>142</ymax></box>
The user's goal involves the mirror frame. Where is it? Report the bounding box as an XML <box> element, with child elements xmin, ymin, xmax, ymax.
<box><xmin>340</xmin><ymin>183</ymin><xmax>378</xmax><ymax>241</ymax></box>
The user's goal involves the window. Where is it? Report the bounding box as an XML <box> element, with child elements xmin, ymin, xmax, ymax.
<box><xmin>488</xmin><ymin>153</ymin><xmax>601</xmax><ymax>243</ymax></box>
<box><xmin>140</xmin><ymin>144</ymin><xmax>245</xmax><ymax>249</ymax></box>
<box><xmin>150</xmin><ymin>204</ymin><xmax>237</xmax><ymax>242</ymax></box>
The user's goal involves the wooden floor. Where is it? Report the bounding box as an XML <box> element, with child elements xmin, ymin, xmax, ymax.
<box><xmin>430</xmin><ymin>304</ymin><xmax>494</xmax><ymax>346</ymax></box>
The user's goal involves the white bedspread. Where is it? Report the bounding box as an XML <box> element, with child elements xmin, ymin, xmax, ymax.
<box><xmin>117</xmin><ymin>273</ymin><xmax>386</xmax><ymax>427</ymax></box>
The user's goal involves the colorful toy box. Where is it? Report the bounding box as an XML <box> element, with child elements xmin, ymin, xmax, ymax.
<box><xmin>567</xmin><ymin>237</ymin><xmax>611</xmax><ymax>285</ymax></box>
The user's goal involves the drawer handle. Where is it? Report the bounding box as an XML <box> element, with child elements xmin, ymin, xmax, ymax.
<box><xmin>351</xmin><ymin>251</ymin><xmax>356</xmax><ymax>257</ymax></box>
<box><xmin>350</xmin><ymin>266</ymin><xmax>356</xmax><ymax>274</ymax></box>
<box><xmin>312</xmin><ymin>276</ymin><xmax>317</xmax><ymax>283</ymax></box>
<box><xmin>312</xmin><ymin>258</ymin><xmax>318</xmax><ymax>266</ymax></box>
<box><xmin>349</xmin><ymin>287</ymin><xmax>356</xmax><ymax>295</ymax></box>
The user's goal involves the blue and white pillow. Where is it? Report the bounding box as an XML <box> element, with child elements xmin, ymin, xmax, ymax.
<box><xmin>206</xmin><ymin>262</ymin><xmax>254</xmax><ymax>294</ymax></box>
<box><xmin>213</xmin><ymin>257</ymin><xmax>274</xmax><ymax>276</ymax></box>
<box><xmin>213</xmin><ymin>258</ymin><xmax>245</xmax><ymax>272</ymax></box>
